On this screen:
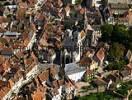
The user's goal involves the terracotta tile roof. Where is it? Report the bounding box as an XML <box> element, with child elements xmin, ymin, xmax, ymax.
<box><xmin>27</xmin><ymin>0</ymin><xmax>37</xmax><ymax>6</ymax></box>
<box><xmin>2</xmin><ymin>59</ymin><xmax>11</xmax><ymax>71</ymax></box>
<box><xmin>65</xmin><ymin>80</ymin><xmax>75</xmax><ymax>88</ymax></box>
<box><xmin>50</xmin><ymin>66</ymin><xmax>58</xmax><ymax>76</ymax></box>
<box><xmin>0</xmin><ymin>89</ymin><xmax>6</xmax><ymax>97</ymax></box>
<box><xmin>0</xmin><ymin>44</ymin><xmax>4</xmax><ymax>49</ymax></box>
<box><xmin>127</xmin><ymin>63</ymin><xmax>132</xmax><ymax>69</ymax></box>
<box><xmin>55</xmin><ymin>40</ymin><xmax>62</xmax><ymax>49</ymax></box>
<box><xmin>79</xmin><ymin>57</ymin><xmax>92</xmax><ymax>66</ymax></box>
<box><xmin>30</xmin><ymin>23</ymin><xmax>36</xmax><ymax>32</ymax></box>
<box><xmin>0</xmin><ymin>27</ymin><xmax>6</xmax><ymax>33</ymax></box>
<box><xmin>58</xmin><ymin>79</ymin><xmax>64</xmax><ymax>86</ymax></box>
<box><xmin>0</xmin><ymin>84</ymin><xmax>10</xmax><ymax>97</ymax></box>
<box><xmin>26</xmin><ymin>62</ymin><xmax>36</xmax><ymax>73</ymax></box>
<box><xmin>52</xmin><ymin>80</ymin><xmax>60</xmax><ymax>89</ymax></box>
<box><xmin>8</xmin><ymin>79</ymin><xmax>15</xmax><ymax>88</ymax></box>
<box><xmin>11</xmin><ymin>64</ymin><xmax>20</xmax><ymax>70</ymax></box>
<box><xmin>13</xmin><ymin>70</ymin><xmax>23</xmax><ymax>82</ymax></box>
<box><xmin>35</xmin><ymin>12</ymin><xmax>45</xmax><ymax>21</ymax></box>
<box><xmin>23</xmin><ymin>37</ymin><xmax>30</xmax><ymax>47</ymax></box>
<box><xmin>39</xmin><ymin>36</ymin><xmax>49</xmax><ymax>47</ymax></box>
<box><xmin>38</xmin><ymin>65</ymin><xmax>58</xmax><ymax>83</ymax></box>
<box><xmin>31</xmin><ymin>77</ymin><xmax>42</xmax><ymax>88</ymax></box>
<box><xmin>44</xmin><ymin>23</ymin><xmax>54</xmax><ymax>33</ymax></box>
<box><xmin>96</xmin><ymin>48</ymin><xmax>105</xmax><ymax>61</ymax></box>
<box><xmin>16</xmin><ymin>2</ymin><xmax>28</xmax><ymax>20</ymax></box>
<box><xmin>0</xmin><ymin>65</ymin><xmax>4</xmax><ymax>74</ymax></box>
<box><xmin>0</xmin><ymin>55</ymin><xmax>6</xmax><ymax>64</ymax></box>
<box><xmin>31</xmin><ymin>52</ymin><xmax>38</xmax><ymax>63</ymax></box>
<box><xmin>80</xmin><ymin>30</ymin><xmax>86</xmax><ymax>39</ymax></box>
<box><xmin>12</xmin><ymin>43</ymin><xmax>24</xmax><ymax>49</ymax></box>
<box><xmin>84</xmin><ymin>49</ymin><xmax>95</xmax><ymax>58</ymax></box>
<box><xmin>38</xmin><ymin>71</ymin><xmax>49</xmax><ymax>82</ymax></box>
<box><xmin>32</xmin><ymin>88</ymin><xmax>44</xmax><ymax>100</ymax></box>
<box><xmin>0</xmin><ymin>80</ymin><xmax>5</xmax><ymax>87</ymax></box>
<box><xmin>2</xmin><ymin>36</ymin><xmax>11</xmax><ymax>43</ymax></box>
<box><xmin>52</xmin><ymin>88</ymin><xmax>59</xmax><ymax>96</ymax></box>
<box><xmin>1</xmin><ymin>86</ymin><xmax>10</xmax><ymax>94</ymax></box>
<box><xmin>0</xmin><ymin>16</ymin><xmax>8</xmax><ymax>24</ymax></box>
<box><xmin>24</xmin><ymin>57</ymin><xmax>34</xmax><ymax>66</ymax></box>
<box><xmin>80</xmin><ymin>8</ymin><xmax>85</xmax><ymax>14</ymax></box>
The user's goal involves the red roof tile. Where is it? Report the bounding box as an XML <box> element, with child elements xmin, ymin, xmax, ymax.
<box><xmin>23</xmin><ymin>37</ymin><xmax>30</xmax><ymax>47</ymax></box>
<box><xmin>8</xmin><ymin>79</ymin><xmax>15</xmax><ymax>89</ymax></box>
<box><xmin>79</xmin><ymin>57</ymin><xmax>92</xmax><ymax>66</ymax></box>
<box><xmin>52</xmin><ymin>80</ymin><xmax>60</xmax><ymax>89</ymax></box>
<box><xmin>0</xmin><ymin>89</ymin><xmax>6</xmax><ymax>97</ymax></box>
<box><xmin>80</xmin><ymin>8</ymin><xmax>85</xmax><ymax>14</ymax></box>
<box><xmin>127</xmin><ymin>63</ymin><xmax>132</xmax><ymax>69</ymax></box>
<box><xmin>38</xmin><ymin>71</ymin><xmax>49</xmax><ymax>82</ymax></box>
<box><xmin>28</xmin><ymin>0</ymin><xmax>37</xmax><ymax>6</ymax></box>
<box><xmin>24</xmin><ymin>57</ymin><xmax>34</xmax><ymax>66</ymax></box>
<box><xmin>1</xmin><ymin>86</ymin><xmax>10</xmax><ymax>93</ymax></box>
<box><xmin>58</xmin><ymin>79</ymin><xmax>64</xmax><ymax>86</ymax></box>
<box><xmin>16</xmin><ymin>2</ymin><xmax>28</xmax><ymax>20</ymax></box>
<box><xmin>2</xmin><ymin>59</ymin><xmax>11</xmax><ymax>71</ymax></box>
<box><xmin>32</xmin><ymin>88</ymin><xmax>44</xmax><ymax>100</ymax></box>
<box><xmin>96</xmin><ymin>48</ymin><xmax>105</xmax><ymax>61</ymax></box>
<box><xmin>0</xmin><ymin>55</ymin><xmax>6</xmax><ymax>64</ymax></box>
<box><xmin>0</xmin><ymin>16</ymin><xmax>8</xmax><ymax>24</ymax></box>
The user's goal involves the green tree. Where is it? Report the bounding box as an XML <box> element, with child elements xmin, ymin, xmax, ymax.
<box><xmin>106</xmin><ymin>60</ymin><xmax>127</xmax><ymax>70</ymax></box>
<box><xmin>128</xmin><ymin>42</ymin><xmax>132</xmax><ymax>50</ymax></box>
<box><xmin>101</xmin><ymin>24</ymin><xmax>113</xmax><ymax>41</ymax></box>
<box><xmin>109</xmin><ymin>43</ymin><xmax>125</xmax><ymax>60</ymax></box>
<box><xmin>78</xmin><ymin>92</ymin><xmax>120</xmax><ymax>100</ymax></box>
<box><xmin>128</xmin><ymin>28</ymin><xmax>132</xmax><ymax>41</ymax></box>
<box><xmin>112</xmin><ymin>24</ymin><xmax>129</xmax><ymax>42</ymax></box>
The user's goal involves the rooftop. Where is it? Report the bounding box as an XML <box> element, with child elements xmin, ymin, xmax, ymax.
<box><xmin>65</xmin><ymin>63</ymin><xmax>86</xmax><ymax>75</ymax></box>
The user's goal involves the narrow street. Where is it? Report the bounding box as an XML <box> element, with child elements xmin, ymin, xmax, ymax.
<box><xmin>3</xmin><ymin>63</ymin><xmax>53</xmax><ymax>100</ymax></box>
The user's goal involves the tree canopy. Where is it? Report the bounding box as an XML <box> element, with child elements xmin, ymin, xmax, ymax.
<box><xmin>100</xmin><ymin>23</ymin><xmax>113</xmax><ymax>41</ymax></box>
<box><xmin>106</xmin><ymin>60</ymin><xmax>127</xmax><ymax>70</ymax></box>
<box><xmin>109</xmin><ymin>42</ymin><xmax>125</xmax><ymax>60</ymax></box>
<box><xmin>101</xmin><ymin>24</ymin><xmax>131</xmax><ymax>50</ymax></box>
<box><xmin>112</xmin><ymin>24</ymin><xmax>129</xmax><ymax>42</ymax></box>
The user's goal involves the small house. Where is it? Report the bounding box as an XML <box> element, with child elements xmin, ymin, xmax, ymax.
<box><xmin>94</xmin><ymin>47</ymin><xmax>106</xmax><ymax>67</ymax></box>
<box><xmin>126</xmin><ymin>50</ymin><xmax>132</xmax><ymax>63</ymax></box>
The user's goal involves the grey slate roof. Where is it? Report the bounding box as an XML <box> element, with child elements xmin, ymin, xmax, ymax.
<box><xmin>65</xmin><ymin>63</ymin><xmax>86</xmax><ymax>75</ymax></box>
<box><xmin>0</xmin><ymin>31</ymin><xmax>21</xmax><ymax>36</ymax></box>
